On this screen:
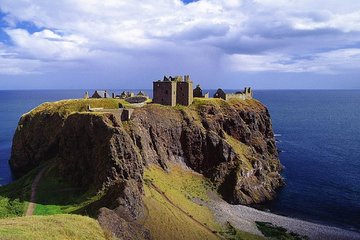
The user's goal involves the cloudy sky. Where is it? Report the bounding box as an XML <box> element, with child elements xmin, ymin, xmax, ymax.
<box><xmin>0</xmin><ymin>0</ymin><xmax>360</xmax><ymax>90</ymax></box>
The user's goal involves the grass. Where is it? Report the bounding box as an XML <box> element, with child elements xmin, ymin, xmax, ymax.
<box><xmin>220</xmin><ymin>222</ymin><xmax>264</xmax><ymax>240</ymax></box>
<box><xmin>0</xmin><ymin>165</ymin><xmax>44</xmax><ymax>218</ymax></box>
<box><xmin>224</xmin><ymin>134</ymin><xmax>253</xmax><ymax>170</ymax></box>
<box><xmin>33</xmin><ymin>161</ymin><xmax>104</xmax><ymax>216</ymax></box>
<box><xmin>142</xmin><ymin>164</ymin><xmax>261</xmax><ymax>240</ymax></box>
<box><xmin>0</xmin><ymin>161</ymin><xmax>111</xmax><ymax>239</ymax></box>
<box><xmin>256</xmin><ymin>222</ymin><xmax>309</xmax><ymax>240</ymax></box>
<box><xmin>191</xmin><ymin>97</ymin><xmax>266</xmax><ymax>114</ymax></box>
<box><xmin>191</xmin><ymin>97</ymin><xmax>230</xmax><ymax>109</ymax></box>
<box><xmin>142</xmin><ymin>164</ymin><xmax>220</xmax><ymax>240</ymax></box>
<box><xmin>0</xmin><ymin>214</ymin><xmax>111</xmax><ymax>240</ymax></box>
<box><xmin>24</xmin><ymin>98</ymin><xmax>131</xmax><ymax>119</ymax></box>
<box><xmin>142</xmin><ymin>184</ymin><xmax>219</xmax><ymax>240</ymax></box>
<box><xmin>144</xmin><ymin>164</ymin><xmax>215</xmax><ymax>225</ymax></box>
<box><xmin>0</xmin><ymin>159</ymin><xmax>103</xmax><ymax>218</ymax></box>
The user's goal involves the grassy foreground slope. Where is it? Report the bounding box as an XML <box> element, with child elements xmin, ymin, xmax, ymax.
<box><xmin>0</xmin><ymin>214</ymin><xmax>110</xmax><ymax>240</ymax></box>
<box><xmin>0</xmin><ymin>166</ymin><xmax>41</xmax><ymax>218</ymax></box>
<box><xmin>142</xmin><ymin>164</ymin><xmax>263</xmax><ymax>240</ymax></box>
<box><xmin>33</xmin><ymin>160</ymin><xmax>103</xmax><ymax>216</ymax></box>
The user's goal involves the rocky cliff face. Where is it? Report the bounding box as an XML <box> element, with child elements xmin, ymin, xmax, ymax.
<box><xmin>10</xmin><ymin>98</ymin><xmax>283</xmax><ymax>207</ymax></box>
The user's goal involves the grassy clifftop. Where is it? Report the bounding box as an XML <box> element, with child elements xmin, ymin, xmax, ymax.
<box><xmin>24</xmin><ymin>97</ymin><xmax>265</xmax><ymax>118</ymax></box>
<box><xmin>23</xmin><ymin>98</ymin><xmax>131</xmax><ymax>119</ymax></box>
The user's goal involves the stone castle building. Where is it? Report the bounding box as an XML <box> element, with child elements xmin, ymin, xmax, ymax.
<box><xmin>153</xmin><ymin>75</ymin><xmax>193</xmax><ymax>106</ymax></box>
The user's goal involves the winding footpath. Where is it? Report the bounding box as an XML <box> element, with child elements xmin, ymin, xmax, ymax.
<box><xmin>25</xmin><ymin>167</ymin><xmax>47</xmax><ymax>216</ymax></box>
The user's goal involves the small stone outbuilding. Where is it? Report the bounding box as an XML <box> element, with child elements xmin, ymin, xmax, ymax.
<box><xmin>91</xmin><ymin>90</ymin><xmax>111</xmax><ymax>98</ymax></box>
<box><xmin>193</xmin><ymin>85</ymin><xmax>209</xmax><ymax>98</ymax></box>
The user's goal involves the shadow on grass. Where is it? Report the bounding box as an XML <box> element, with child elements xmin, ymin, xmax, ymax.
<box><xmin>0</xmin><ymin>163</ymin><xmax>42</xmax><ymax>218</ymax></box>
<box><xmin>0</xmin><ymin>160</ymin><xmax>103</xmax><ymax>218</ymax></box>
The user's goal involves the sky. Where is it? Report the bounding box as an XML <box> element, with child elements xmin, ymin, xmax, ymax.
<box><xmin>0</xmin><ymin>0</ymin><xmax>360</xmax><ymax>90</ymax></box>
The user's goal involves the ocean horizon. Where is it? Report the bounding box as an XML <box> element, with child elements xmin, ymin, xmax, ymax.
<box><xmin>1</xmin><ymin>89</ymin><xmax>359</xmax><ymax>233</ymax></box>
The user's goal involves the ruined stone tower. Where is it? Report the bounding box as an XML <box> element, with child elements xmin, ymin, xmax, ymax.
<box><xmin>153</xmin><ymin>75</ymin><xmax>193</xmax><ymax>106</ymax></box>
<box><xmin>176</xmin><ymin>75</ymin><xmax>193</xmax><ymax>106</ymax></box>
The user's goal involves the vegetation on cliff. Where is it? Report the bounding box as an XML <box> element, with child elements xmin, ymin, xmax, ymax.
<box><xmin>0</xmin><ymin>214</ymin><xmax>111</xmax><ymax>240</ymax></box>
<box><xmin>0</xmin><ymin>166</ymin><xmax>40</xmax><ymax>218</ymax></box>
<box><xmin>142</xmin><ymin>164</ymin><xmax>219</xmax><ymax>240</ymax></box>
<box><xmin>24</xmin><ymin>98</ymin><xmax>131</xmax><ymax>118</ymax></box>
<box><xmin>142</xmin><ymin>163</ymin><xmax>263</xmax><ymax>240</ymax></box>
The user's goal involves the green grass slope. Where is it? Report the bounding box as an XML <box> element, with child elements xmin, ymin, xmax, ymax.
<box><xmin>0</xmin><ymin>214</ymin><xmax>110</xmax><ymax>240</ymax></box>
<box><xmin>33</xmin><ymin>161</ymin><xmax>103</xmax><ymax>216</ymax></box>
<box><xmin>0</xmin><ymin>166</ymin><xmax>41</xmax><ymax>218</ymax></box>
<box><xmin>142</xmin><ymin>164</ymin><xmax>263</xmax><ymax>240</ymax></box>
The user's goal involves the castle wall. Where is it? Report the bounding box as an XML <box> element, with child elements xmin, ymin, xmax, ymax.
<box><xmin>226</xmin><ymin>93</ymin><xmax>246</xmax><ymax>100</ymax></box>
<box><xmin>244</xmin><ymin>87</ymin><xmax>253</xmax><ymax>98</ymax></box>
<box><xmin>153</xmin><ymin>81</ymin><xmax>177</xmax><ymax>106</ymax></box>
<box><xmin>214</xmin><ymin>87</ymin><xmax>253</xmax><ymax>101</ymax></box>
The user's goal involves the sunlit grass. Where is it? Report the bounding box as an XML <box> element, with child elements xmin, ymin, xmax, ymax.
<box><xmin>142</xmin><ymin>163</ymin><xmax>220</xmax><ymax>240</ymax></box>
<box><xmin>0</xmin><ymin>214</ymin><xmax>111</xmax><ymax>240</ymax></box>
<box><xmin>24</xmin><ymin>98</ymin><xmax>131</xmax><ymax>119</ymax></box>
<box><xmin>142</xmin><ymin>164</ymin><xmax>262</xmax><ymax>240</ymax></box>
<box><xmin>0</xmin><ymin>166</ymin><xmax>43</xmax><ymax>218</ymax></box>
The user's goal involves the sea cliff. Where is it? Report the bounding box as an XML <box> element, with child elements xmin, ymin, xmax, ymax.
<box><xmin>10</xmin><ymin>98</ymin><xmax>282</xmax><ymax>204</ymax></box>
<box><xmin>9</xmin><ymin>97</ymin><xmax>283</xmax><ymax>238</ymax></box>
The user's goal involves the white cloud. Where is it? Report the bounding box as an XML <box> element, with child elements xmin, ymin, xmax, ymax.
<box><xmin>5</xmin><ymin>28</ymin><xmax>92</xmax><ymax>60</ymax></box>
<box><xmin>226</xmin><ymin>48</ymin><xmax>360</xmax><ymax>74</ymax></box>
<box><xmin>0</xmin><ymin>0</ymin><xmax>360</xmax><ymax>82</ymax></box>
<box><xmin>0</xmin><ymin>56</ymin><xmax>42</xmax><ymax>75</ymax></box>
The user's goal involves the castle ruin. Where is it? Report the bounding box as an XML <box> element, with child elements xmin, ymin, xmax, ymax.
<box><xmin>213</xmin><ymin>87</ymin><xmax>253</xmax><ymax>101</ymax></box>
<box><xmin>87</xmin><ymin>75</ymin><xmax>253</xmax><ymax>108</ymax></box>
<box><xmin>153</xmin><ymin>75</ymin><xmax>193</xmax><ymax>106</ymax></box>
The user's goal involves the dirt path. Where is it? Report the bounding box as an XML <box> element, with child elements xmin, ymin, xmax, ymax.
<box><xmin>148</xmin><ymin>182</ymin><xmax>223</xmax><ymax>239</ymax></box>
<box><xmin>25</xmin><ymin>167</ymin><xmax>47</xmax><ymax>216</ymax></box>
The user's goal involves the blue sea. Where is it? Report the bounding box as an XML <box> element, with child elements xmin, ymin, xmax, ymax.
<box><xmin>0</xmin><ymin>90</ymin><xmax>359</xmax><ymax>232</ymax></box>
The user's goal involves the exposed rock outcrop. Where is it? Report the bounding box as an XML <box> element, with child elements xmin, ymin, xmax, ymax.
<box><xmin>10</xmin><ymin>98</ymin><xmax>283</xmax><ymax>221</ymax></box>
